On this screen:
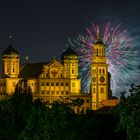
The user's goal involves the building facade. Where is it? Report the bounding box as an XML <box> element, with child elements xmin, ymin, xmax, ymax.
<box><xmin>0</xmin><ymin>35</ymin><xmax>118</xmax><ymax>113</ymax></box>
<box><xmin>90</xmin><ymin>33</ymin><xmax>109</xmax><ymax>110</ymax></box>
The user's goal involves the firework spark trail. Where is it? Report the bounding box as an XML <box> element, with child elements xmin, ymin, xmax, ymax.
<box><xmin>67</xmin><ymin>22</ymin><xmax>140</xmax><ymax>96</ymax></box>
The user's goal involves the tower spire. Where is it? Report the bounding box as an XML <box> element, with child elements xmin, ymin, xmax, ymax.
<box><xmin>8</xmin><ymin>34</ymin><xmax>13</xmax><ymax>46</ymax></box>
<box><xmin>97</xmin><ymin>32</ymin><xmax>101</xmax><ymax>43</ymax></box>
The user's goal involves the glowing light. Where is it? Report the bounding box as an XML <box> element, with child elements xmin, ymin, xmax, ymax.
<box><xmin>67</xmin><ymin>22</ymin><xmax>140</xmax><ymax>96</ymax></box>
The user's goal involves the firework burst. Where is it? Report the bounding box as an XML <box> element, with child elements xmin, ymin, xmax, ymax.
<box><xmin>67</xmin><ymin>22</ymin><xmax>140</xmax><ymax>96</ymax></box>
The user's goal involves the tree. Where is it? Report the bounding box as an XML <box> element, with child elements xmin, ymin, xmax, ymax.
<box><xmin>0</xmin><ymin>88</ymin><xmax>33</xmax><ymax>140</ymax></box>
<box><xmin>117</xmin><ymin>84</ymin><xmax>140</xmax><ymax>140</ymax></box>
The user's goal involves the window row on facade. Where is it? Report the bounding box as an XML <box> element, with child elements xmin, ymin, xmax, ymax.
<box><xmin>94</xmin><ymin>48</ymin><xmax>104</xmax><ymax>55</ymax></box>
<box><xmin>93</xmin><ymin>87</ymin><xmax>105</xmax><ymax>93</ymax></box>
<box><xmin>27</xmin><ymin>82</ymin><xmax>69</xmax><ymax>87</ymax></box>
<box><xmin>93</xmin><ymin>68</ymin><xmax>105</xmax><ymax>74</ymax></box>
<box><xmin>0</xmin><ymin>92</ymin><xmax>6</xmax><ymax>95</ymax></box>
<box><xmin>0</xmin><ymin>83</ymin><xmax>5</xmax><ymax>87</ymax></box>
<box><xmin>41</xmin><ymin>82</ymin><xmax>69</xmax><ymax>86</ymax></box>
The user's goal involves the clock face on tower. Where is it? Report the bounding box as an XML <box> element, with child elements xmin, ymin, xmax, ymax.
<box><xmin>100</xmin><ymin>76</ymin><xmax>105</xmax><ymax>83</ymax></box>
<box><xmin>92</xmin><ymin>76</ymin><xmax>96</xmax><ymax>82</ymax></box>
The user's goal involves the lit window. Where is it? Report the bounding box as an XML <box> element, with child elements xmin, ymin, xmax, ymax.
<box><xmin>93</xmin><ymin>88</ymin><xmax>95</xmax><ymax>93</ymax></box>
<box><xmin>56</xmin><ymin>83</ymin><xmax>59</xmax><ymax>86</ymax></box>
<box><xmin>46</xmin><ymin>82</ymin><xmax>49</xmax><ymax>86</ymax></box>
<box><xmin>103</xmin><ymin>69</ymin><xmax>105</xmax><ymax>74</ymax></box>
<box><xmin>51</xmin><ymin>83</ymin><xmax>54</xmax><ymax>86</ymax></box>
<box><xmin>65</xmin><ymin>83</ymin><xmax>68</xmax><ymax>86</ymax></box>
<box><xmin>100</xmin><ymin>88</ymin><xmax>104</xmax><ymax>93</ymax></box>
<box><xmin>41</xmin><ymin>83</ymin><xmax>44</xmax><ymax>86</ymax></box>
<box><xmin>72</xmin><ymin>69</ymin><xmax>74</xmax><ymax>74</ymax></box>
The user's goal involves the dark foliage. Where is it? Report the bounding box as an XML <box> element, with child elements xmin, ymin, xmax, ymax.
<box><xmin>116</xmin><ymin>84</ymin><xmax>140</xmax><ymax>140</ymax></box>
<box><xmin>1</xmin><ymin>84</ymin><xmax>140</xmax><ymax>140</ymax></box>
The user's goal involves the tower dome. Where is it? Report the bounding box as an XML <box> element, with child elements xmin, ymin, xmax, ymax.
<box><xmin>92</xmin><ymin>32</ymin><xmax>106</xmax><ymax>57</ymax></box>
<box><xmin>2</xmin><ymin>35</ymin><xmax>19</xmax><ymax>58</ymax></box>
<box><xmin>1</xmin><ymin>35</ymin><xmax>20</xmax><ymax>78</ymax></box>
<box><xmin>61</xmin><ymin>46</ymin><xmax>78</xmax><ymax>61</ymax></box>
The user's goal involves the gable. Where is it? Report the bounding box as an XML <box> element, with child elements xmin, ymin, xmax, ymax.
<box><xmin>45</xmin><ymin>59</ymin><xmax>63</xmax><ymax>68</ymax></box>
<box><xmin>39</xmin><ymin>59</ymin><xmax>65</xmax><ymax>78</ymax></box>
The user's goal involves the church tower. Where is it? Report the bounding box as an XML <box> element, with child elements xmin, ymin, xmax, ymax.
<box><xmin>1</xmin><ymin>35</ymin><xmax>20</xmax><ymax>78</ymax></box>
<box><xmin>90</xmin><ymin>32</ymin><xmax>108</xmax><ymax>110</ymax></box>
<box><xmin>61</xmin><ymin>46</ymin><xmax>81</xmax><ymax>95</ymax></box>
<box><xmin>61</xmin><ymin>46</ymin><xmax>78</xmax><ymax>79</ymax></box>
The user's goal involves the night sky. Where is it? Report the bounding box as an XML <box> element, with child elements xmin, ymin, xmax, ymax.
<box><xmin>0</xmin><ymin>0</ymin><xmax>140</xmax><ymax>63</ymax></box>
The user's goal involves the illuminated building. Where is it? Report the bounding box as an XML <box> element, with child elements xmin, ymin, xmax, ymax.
<box><xmin>0</xmin><ymin>35</ymin><xmax>118</xmax><ymax>113</ymax></box>
<box><xmin>90</xmin><ymin>33</ymin><xmax>109</xmax><ymax>110</ymax></box>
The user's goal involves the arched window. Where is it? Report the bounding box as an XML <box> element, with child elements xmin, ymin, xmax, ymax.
<box><xmin>103</xmin><ymin>69</ymin><xmax>105</xmax><ymax>74</ymax></box>
<box><xmin>93</xmin><ymin>88</ymin><xmax>95</xmax><ymax>93</ymax></box>
<box><xmin>72</xmin><ymin>69</ymin><xmax>74</xmax><ymax>74</ymax></box>
<box><xmin>99</xmin><ymin>69</ymin><xmax>101</xmax><ymax>73</ymax></box>
<box><xmin>100</xmin><ymin>87</ymin><xmax>104</xmax><ymax>93</ymax></box>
